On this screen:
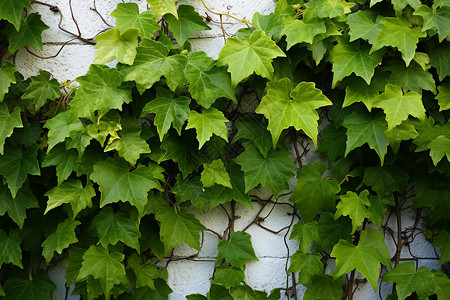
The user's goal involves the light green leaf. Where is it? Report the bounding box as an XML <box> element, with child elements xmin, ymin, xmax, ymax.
<box><xmin>385</xmin><ymin>120</ymin><xmax>418</xmax><ymax>153</ymax></box>
<box><xmin>21</xmin><ymin>71</ymin><xmax>60</xmax><ymax>111</ymax></box>
<box><xmin>41</xmin><ymin>219</ymin><xmax>80</xmax><ymax>264</ymax></box>
<box><xmin>414</xmin><ymin>5</ymin><xmax>450</xmax><ymax>42</ymax></box>
<box><xmin>256</xmin><ymin>79</ymin><xmax>332</xmax><ymax>148</ymax></box>
<box><xmin>147</xmin><ymin>0</ymin><xmax>177</xmax><ymax>18</ymax></box>
<box><xmin>104</xmin><ymin>118</ymin><xmax>150</xmax><ymax>165</ymax></box>
<box><xmin>234</xmin><ymin>142</ymin><xmax>295</xmax><ymax>197</ymax></box>
<box><xmin>0</xmin><ymin>144</ymin><xmax>40</xmax><ymax>197</ymax></box>
<box><xmin>0</xmin><ymin>0</ymin><xmax>30</xmax><ymax>31</ymax></box>
<box><xmin>0</xmin><ymin>229</ymin><xmax>22</xmax><ymax>268</ymax></box>
<box><xmin>0</xmin><ymin>183</ymin><xmax>38</xmax><ymax>229</ymax></box>
<box><xmin>70</xmin><ymin>64</ymin><xmax>132</xmax><ymax>121</ymax></box>
<box><xmin>165</xmin><ymin>5</ymin><xmax>211</xmax><ymax>46</ymax></box>
<box><xmin>382</xmin><ymin>263</ymin><xmax>435</xmax><ymax>300</ymax></box>
<box><xmin>44</xmin><ymin>179</ymin><xmax>95</xmax><ymax>218</ymax></box>
<box><xmin>288</xmin><ymin>251</ymin><xmax>324</xmax><ymax>284</ymax></box>
<box><xmin>201</xmin><ymin>159</ymin><xmax>232</xmax><ymax>189</ymax></box>
<box><xmin>217</xmin><ymin>30</ymin><xmax>286</xmax><ymax>85</ymax></box>
<box><xmin>335</xmin><ymin>190</ymin><xmax>371</xmax><ymax>233</ymax></box>
<box><xmin>303</xmin><ymin>274</ymin><xmax>344</xmax><ymax>300</ymax></box>
<box><xmin>42</xmin><ymin>145</ymin><xmax>78</xmax><ymax>185</ymax></box>
<box><xmin>186</xmin><ymin>107</ymin><xmax>229</xmax><ymax>149</ymax></box>
<box><xmin>127</xmin><ymin>253</ymin><xmax>160</xmax><ymax>289</ymax></box>
<box><xmin>433</xmin><ymin>230</ymin><xmax>450</xmax><ymax>265</ymax></box>
<box><xmin>385</xmin><ymin>60</ymin><xmax>436</xmax><ymax>94</ymax></box>
<box><xmin>217</xmin><ymin>231</ymin><xmax>258</xmax><ymax>269</ymax></box>
<box><xmin>284</xmin><ymin>13</ymin><xmax>326</xmax><ymax>49</ymax></box>
<box><xmin>93</xmin><ymin>207</ymin><xmax>141</xmax><ymax>252</ymax></box>
<box><xmin>343</xmin><ymin>72</ymin><xmax>388</xmax><ymax>110</ymax></box>
<box><xmin>4</xmin><ymin>13</ymin><xmax>49</xmax><ymax>53</ymax></box>
<box><xmin>342</xmin><ymin>109</ymin><xmax>389</xmax><ymax>164</ymax></box>
<box><xmin>141</xmin><ymin>88</ymin><xmax>190</xmax><ymax>141</ymax></box>
<box><xmin>86</xmin><ymin>110</ymin><xmax>122</xmax><ymax>146</ymax></box>
<box><xmin>94</xmin><ymin>28</ymin><xmax>139</xmax><ymax>65</ymax></box>
<box><xmin>428</xmin><ymin>135</ymin><xmax>450</xmax><ymax>165</ymax></box>
<box><xmin>290</xmin><ymin>220</ymin><xmax>319</xmax><ymax>252</ymax></box>
<box><xmin>347</xmin><ymin>11</ymin><xmax>383</xmax><ymax>44</ymax></box>
<box><xmin>90</xmin><ymin>157</ymin><xmax>164</xmax><ymax>217</ymax></box>
<box><xmin>329</xmin><ymin>37</ymin><xmax>383</xmax><ymax>88</ymax></box>
<box><xmin>290</xmin><ymin>162</ymin><xmax>340</xmax><ymax>222</ymax></box>
<box><xmin>373</xmin><ymin>84</ymin><xmax>426</xmax><ymax>130</ymax></box>
<box><xmin>120</xmin><ymin>38</ymin><xmax>187</xmax><ymax>93</ymax></box>
<box><xmin>306</xmin><ymin>0</ymin><xmax>354</xmax><ymax>18</ymax></box>
<box><xmin>111</xmin><ymin>3</ymin><xmax>159</xmax><ymax>39</ymax></box>
<box><xmin>391</xmin><ymin>0</ymin><xmax>420</xmax><ymax>12</ymax></box>
<box><xmin>0</xmin><ymin>61</ymin><xmax>17</xmax><ymax>101</ymax></box>
<box><xmin>185</xmin><ymin>51</ymin><xmax>236</xmax><ymax>108</ymax></box>
<box><xmin>437</xmin><ymin>83</ymin><xmax>450</xmax><ymax>111</ymax></box>
<box><xmin>371</xmin><ymin>17</ymin><xmax>426</xmax><ymax>66</ymax></box>
<box><xmin>252</xmin><ymin>0</ymin><xmax>296</xmax><ymax>41</ymax></box>
<box><xmin>212</xmin><ymin>265</ymin><xmax>245</xmax><ymax>288</ymax></box>
<box><xmin>4</xmin><ymin>268</ymin><xmax>56</xmax><ymax>300</ymax></box>
<box><xmin>233</xmin><ymin>114</ymin><xmax>272</xmax><ymax>157</ymax></box>
<box><xmin>0</xmin><ymin>103</ymin><xmax>22</xmax><ymax>155</ymax></box>
<box><xmin>77</xmin><ymin>245</ymin><xmax>127</xmax><ymax>299</ymax></box>
<box><xmin>429</xmin><ymin>42</ymin><xmax>449</xmax><ymax>80</ymax></box>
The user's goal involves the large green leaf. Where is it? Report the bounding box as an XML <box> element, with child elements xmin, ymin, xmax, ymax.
<box><xmin>147</xmin><ymin>0</ymin><xmax>177</xmax><ymax>18</ymax></box>
<box><xmin>0</xmin><ymin>229</ymin><xmax>22</xmax><ymax>268</ymax></box>
<box><xmin>217</xmin><ymin>231</ymin><xmax>258</xmax><ymax>269</ymax></box>
<box><xmin>283</xmin><ymin>13</ymin><xmax>326</xmax><ymax>49</ymax></box>
<box><xmin>0</xmin><ymin>103</ymin><xmax>22</xmax><ymax>155</ymax></box>
<box><xmin>44</xmin><ymin>179</ymin><xmax>95</xmax><ymax>218</ymax></box>
<box><xmin>186</xmin><ymin>107</ymin><xmax>229</xmax><ymax>149</ymax></box>
<box><xmin>4</xmin><ymin>13</ymin><xmax>49</xmax><ymax>53</ymax></box>
<box><xmin>120</xmin><ymin>38</ymin><xmax>187</xmax><ymax>93</ymax></box>
<box><xmin>0</xmin><ymin>0</ymin><xmax>30</xmax><ymax>31</ymax></box>
<box><xmin>234</xmin><ymin>142</ymin><xmax>295</xmax><ymax>197</ymax></box>
<box><xmin>335</xmin><ymin>190</ymin><xmax>371</xmax><ymax>233</ymax></box>
<box><xmin>90</xmin><ymin>157</ymin><xmax>164</xmax><ymax>217</ymax></box>
<box><xmin>414</xmin><ymin>5</ymin><xmax>450</xmax><ymax>42</ymax></box>
<box><xmin>255</xmin><ymin>79</ymin><xmax>332</xmax><ymax>148</ymax></box>
<box><xmin>0</xmin><ymin>144</ymin><xmax>40</xmax><ymax>197</ymax></box>
<box><xmin>290</xmin><ymin>162</ymin><xmax>340</xmax><ymax>222</ymax></box>
<box><xmin>0</xmin><ymin>183</ymin><xmax>38</xmax><ymax>229</ymax></box>
<box><xmin>41</xmin><ymin>219</ymin><xmax>80</xmax><ymax>264</ymax></box>
<box><xmin>42</xmin><ymin>145</ymin><xmax>78</xmax><ymax>185</ymax></box>
<box><xmin>290</xmin><ymin>220</ymin><xmax>319</xmax><ymax>252</ymax></box>
<box><xmin>385</xmin><ymin>60</ymin><xmax>436</xmax><ymax>94</ymax></box>
<box><xmin>346</xmin><ymin>10</ymin><xmax>382</xmax><ymax>44</ymax></box>
<box><xmin>371</xmin><ymin>17</ymin><xmax>426</xmax><ymax>66</ymax></box>
<box><xmin>303</xmin><ymin>274</ymin><xmax>344</xmax><ymax>300</ymax></box>
<box><xmin>4</xmin><ymin>268</ymin><xmax>56</xmax><ymax>300</ymax></box>
<box><xmin>252</xmin><ymin>0</ymin><xmax>296</xmax><ymax>41</ymax></box>
<box><xmin>305</xmin><ymin>0</ymin><xmax>355</xmax><ymax>18</ymax></box>
<box><xmin>141</xmin><ymin>88</ymin><xmax>190</xmax><ymax>141</ymax></box>
<box><xmin>43</xmin><ymin>110</ymin><xmax>82</xmax><ymax>152</ymax></box>
<box><xmin>94</xmin><ymin>28</ymin><xmax>139</xmax><ymax>65</ymax></box>
<box><xmin>77</xmin><ymin>245</ymin><xmax>127</xmax><ymax>299</ymax></box>
<box><xmin>93</xmin><ymin>207</ymin><xmax>141</xmax><ymax>252</ymax></box>
<box><xmin>329</xmin><ymin>37</ymin><xmax>383</xmax><ymax>88</ymax></box>
<box><xmin>287</xmin><ymin>251</ymin><xmax>324</xmax><ymax>284</ymax></box>
<box><xmin>428</xmin><ymin>135</ymin><xmax>450</xmax><ymax>165</ymax></box>
<box><xmin>21</xmin><ymin>71</ymin><xmax>60</xmax><ymax>111</ymax></box>
<box><xmin>212</xmin><ymin>265</ymin><xmax>245</xmax><ymax>288</ymax></box>
<box><xmin>111</xmin><ymin>3</ymin><xmax>159</xmax><ymax>39</ymax></box>
<box><xmin>217</xmin><ymin>30</ymin><xmax>286</xmax><ymax>85</ymax></box>
<box><xmin>342</xmin><ymin>72</ymin><xmax>388</xmax><ymax>110</ymax></box>
<box><xmin>363</xmin><ymin>166</ymin><xmax>408</xmax><ymax>196</ymax></box>
<box><xmin>185</xmin><ymin>51</ymin><xmax>236</xmax><ymax>108</ymax></box>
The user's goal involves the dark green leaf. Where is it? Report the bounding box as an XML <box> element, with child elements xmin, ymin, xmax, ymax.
<box><xmin>4</xmin><ymin>268</ymin><xmax>56</xmax><ymax>300</ymax></box>
<box><xmin>0</xmin><ymin>102</ymin><xmax>22</xmax><ymax>155</ymax></box>
<box><xmin>41</xmin><ymin>219</ymin><xmax>80</xmax><ymax>264</ymax></box>
<box><xmin>4</xmin><ymin>13</ymin><xmax>49</xmax><ymax>53</ymax></box>
<box><xmin>217</xmin><ymin>231</ymin><xmax>258</xmax><ymax>269</ymax></box>
<box><xmin>0</xmin><ymin>0</ymin><xmax>30</xmax><ymax>31</ymax></box>
<box><xmin>0</xmin><ymin>229</ymin><xmax>22</xmax><ymax>268</ymax></box>
<box><xmin>21</xmin><ymin>71</ymin><xmax>60</xmax><ymax>111</ymax></box>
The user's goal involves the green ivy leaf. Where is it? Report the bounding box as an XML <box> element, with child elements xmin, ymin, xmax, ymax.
<box><xmin>77</xmin><ymin>245</ymin><xmax>127</xmax><ymax>299</ymax></box>
<box><xmin>335</xmin><ymin>190</ymin><xmax>371</xmax><ymax>233</ymax></box>
<box><xmin>429</xmin><ymin>42</ymin><xmax>449</xmax><ymax>81</ymax></box>
<box><xmin>290</xmin><ymin>162</ymin><xmax>340</xmax><ymax>222</ymax></box>
<box><xmin>173</xmin><ymin>176</ymin><xmax>209</xmax><ymax>210</ymax></box>
<box><xmin>65</xmin><ymin>247</ymin><xmax>85</xmax><ymax>286</ymax></box>
<box><xmin>127</xmin><ymin>253</ymin><xmax>161</xmax><ymax>289</ymax></box>
<box><xmin>371</xmin><ymin>17</ymin><xmax>426</xmax><ymax>66</ymax></box>
<box><xmin>93</xmin><ymin>207</ymin><xmax>141</xmax><ymax>252</ymax></box>
<box><xmin>212</xmin><ymin>265</ymin><xmax>245</xmax><ymax>288</ymax></box>
<box><xmin>141</xmin><ymin>88</ymin><xmax>190</xmax><ymax>141</ymax></box>
<box><xmin>363</xmin><ymin>166</ymin><xmax>408</xmax><ymax>196</ymax></box>
<box><xmin>233</xmin><ymin>114</ymin><xmax>272</xmax><ymax>157</ymax></box>
<box><xmin>414</xmin><ymin>5</ymin><xmax>450</xmax><ymax>42</ymax></box>
<box><xmin>41</xmin><ymin>219</ymin><xmax>80</xmax><ymax>264</ymax></box>
<box><xmin>303</xmin><ymin>274</ymin><xmax>344</xmax><ymax>300</ymax></box>
<box><xmin>217</xmin><ymin>30</ymin><xmax>286</xmax><ymax>85</ymax></box>
<box><xmin>165</xmin><ymin>5</ymin><xmax>211</xmax><ymax>46</ymax></box>
<box><xmin>104</xmin><ymin>118</ymin><xmax>150</xmax><ymax>166</ymax></box>
<box><xmin>316</xmin><ymin>213</ymin><xmax>352</xmax><ymax>252</ymax></box>
<box><xmin>382</xmin><ymin>263</ymin><xmax>435</xmax><ymax>300</ymax></box>
<box><xmin>234</xmin><ymin>142</ymin><xmax>295</xmax><ymax>197</ymax></box>
<box><xmin>0</xmin><ymin>183</ymin><xmax>38</xmax><ymax>229</ymax></box>
<box><xmin>64</xmin><ymin>122</ymin><xmax>92</xmax><ymax>158</ymax></box>
<box><xmin>0</xmin><ymin>229</ymin><xmax>22</xmax><ymax>268</ymax></box>
<box><xmin>437</xmin><ymin>83</ymin><xmax>450</xmax><ymax>111</ymax></box>
<box><xmin>186</xmin><ymin>107</ymin><xmax>229</xmax><ymax>149</ymax></box>
<box><xmin>0</xmin><ymin>103</ymin><xmax>22</xmax><ymax>155</ymax></box>
<box><xmin>87</xmin><ymin>111</ymin><xmax>122</xmax><ymax>146</ymax></box>
<box><xmin>43</xmin><ymin>111</ymin><xmax>80</xmax><ymax>152</ymax></box>
<box><xmin>217</xmin><ymin>231</ymin><xmax>258</xmax><ymax>269</ymax></box>
<box><xmin>432</xmin><ymin>230</ymin><xmax>450</xmax><ymax>265</ymax></box>
<box><xmin>287</xmin><ymin>251</ymin><xmax>324</xmax><ymax>284</ymax></box>
<box><xmin>428</xmin><ymin>135</ymin><xmax>450</xmax><ymax>165</ymax></box>
<box><xmin>317</xmin><ymin>125</ymin><xmax>347</xmax><ymax>163</ymax></box>
<box><xmin>0</xmin><ymin>144</ymin><xmax>40</xmax><ymax>197</ymax></box>
<box><xmin>385</xmin><ymin>60</ymin><xmax>436</xmax><ymax>94</ymax></box>
<box><xmin>147</xmin><ymin>0</ymin><xmax>178</xmax><ymax>18</ymax></box>
<box><xmin>4</xmin><ymin>268</ymin><xmax>56</xmax><ymax>300</ymax></box>
<box><xmin>111</xmin><ymin>3</ymin><xmax>159</xmax><ymax>39</ymax></box>
<box><xmin>256</xmin><ymin>79</ymin><xmax>332</xmax><ymax>148</ymax></box>
<box><xmin>44</xmin><ymin>179</ymin><xmax>95</xmax><ymax>218</ymax></box>
<box><xmin>201</xmin><ymin>159</ymin><xmax>232</xmax><ymax>189</ymax></box>
<box><xmin>342</xmin><ymin>72</ymin><xmax>388</xmax><ymax>110</ymax></box>
<box><xmin>284</xmin><ymin>13</ymin><xmax>327</xmax><ymax>49</ymax></box>
<box><xmin>3</xmin><ymin>13</ymin><xmax>49</xmax><ymax>53</ymax></box>
<box><xmin>21</xmin><ymin>71</ymin><xmax>60</xmax><ymax>111</ymax></box>
<box><xmin>385</xmin><ymin>120</ymin><xmax>418</xmax><ymax>153</ymax></box>
<box><xmin>433</xmin><ymin>270</ymin><xmax>450</xmax><ymax>299</ymax></box>
<box><xmin>0</xmin><ymin>61</ymin><xmax>17</xmax><ymax>101</ymax></box>
<box><xmin>90</xmin><ymin>157</ymin><xmax>164</xmax><ymax>217</ymax></box>
<box><xmin>342</xmin><ymin>109</ymin><xmax>389</xmax><ymax>164</ymax></box>
<box><xmin>70</xmin><ymin>64</ymin><xmax>132</xmax><ymax>121</ymax></box>
<box><xmin>120</xmin><ymin>38</ymin><xmax>187</xmax><ymax>93</ymax></box>
<box><xmin>94</xmin><ymin>28</ymin><xmax>139</xmax><ymax>65</ymax></box>
<box><xmin>331</xmin><ymin>228</ymin><xmax>390</xmax><ymax>290</ymax></box>
<box><xmin>306</xmin><ymin>0</ymin><xmax>354</xmax><ymax>18</ymax></box>
<box><xmin>290</xmin><ymin>220</ymin><xmax>319</xmax><ymax>252</ymax></box>
<box><xmin>230</xmin><ymin>284</ymin><xmax>280</xmax><ymax>299</ymax></box>
<box><xmin>0</xmin><ymin>0</ymin><xmax>30</xmax><ymax>31</ymax></box>
<box><xmin>185</xmin><ymin>51</ymin><xmax>236</xmax><ymax>108</ymax></box>
<box><xmin>346</xmin><ymin>11</ymin><xmax>382</xmax><ymax>44</ymax></box>
<box><xmin>42</xmin><ymin>145</ymin><xmax>78</xmax><ymax>185</ymax></box>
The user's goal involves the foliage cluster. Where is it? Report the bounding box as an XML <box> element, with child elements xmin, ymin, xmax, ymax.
<box><xmin>0</xmin><ymin>0</ymin><xmax>449</xmax><ymax>299</ymax></box>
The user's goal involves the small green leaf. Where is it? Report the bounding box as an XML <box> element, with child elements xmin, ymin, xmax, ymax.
<box><xmin>429</xmin><ymin>42</ymin><xmax>449</xmax><ymax>81</ymax></box>
<box><xmin>94</xmin><ymin>28</ymin><xmax>139</xmax><ymax>65</ymax></box>
<box><xmin>21</xmin><ymin>71</ymin><xmax>60</xmax><ymax>111</ymax></box>
<box><xmin>4</xmin><ymin>268</ymin><xmax>56</xmax><ymax>300</ymax></box>
<box><xmin>437</xmin><ymin>83</ymin><xmax>450</xmax><ymax>111</ymax></box>
<box><xmin>127</xmin><ymin>253</ymin><xmax>161</xmax><ymax>289</ymax></box>
<box><xmin>303</xmin><ymin>274</ymin><xmax>344</xmax><ymax>300</ymax></box>
<box><xmin>41</xmin><ymin>219</ymin><xmax>80</xmax><ymax>264</ymax></box>
<box><xmin>385</xmin><ymin>60</ymin><xmax>436</xmax><ymax>94</ymax></box>
<box><xmin>86</xmin><ymin>110</ymin><xmax>122</xmax><ymax>146</ymax></box>
<box><xmin>186</xmin><ymin>107</ymin><xmax>229</xmax><ymax>149</ymax></box>
<box><xmin>363</xmin><ymin>166</ymin><xmax>408</xmax><ymax>196</ymax></box>
<box><xmin>212</xmin><ymin>265</ymin><xmax>245</xmax><ymax>288</ymax></box>
<box><xmin>217</xmin><ymin>231</ymin><xmax>258</xmax><ymax>269</ymax></box>
<box><xmin>4</xmin><ymin>13</ymin><xmax>49</xmax><ymax>53</ymax></box>
<box><xmin>233</xmin><ymin>114</ymin><xmax>272</xmax><ymax>157</ymax></box>
<box><xmin>173</xmin><ymin>176</ymin><xmax>209</xmax><ymax>210</ymax></box>
<box><xmin>0</xmin><ymin>61</ymin><xmax>17</xmax><ymax>101</ymax></box>
<box><xmin>335</xmin><ymin>190</ymin><xmax>371</xmax><ymax>234</ymax></box>
<box><xmin>0</xmin><ymin>103</ymin><xmax>23</xmax><ymax>155</ymax></box>
<box><xmin>342</xmin><ymin>72</ymin><xmax>388</xmax><ymax>110</ymax></box>
<box><xmin>288</xmin><ymin>251</ymin><xmax>324</xmax><ymax>284</ymax></box>
<box><xmin>201</xmin><ymin>159</ymin><xmax>232</xmax><ymax>189</ymax></box>
<box><xmin>147</xmin><ymin>0</ymin><xmax>178</xmax><ymax>18</ymax></box>
<box><xmin>316</xmin><ymin>212</ymin><xmax>352</xmax><ymax>252</ymax></box>
<box><xmin>0</xmin><ymin>183</ymin><xmax>38</xmax><ymax>229</ymax></box>
<box><xmin>428</xmin><ymin>135</ymin><xmax>450</xmax><ymax>165</ymax></box>
<box><xmin>0</xmin><ymin>229</ymin><xmax>22</xmax><ymax>268</ymax></box>
<box><xmin>306</xmin><ymin>0</ymin><xmax>355</xmax><ymax>18</ymax></box>
<box><xmin>284</xmin><ymin>13</ymin><xmax>326</xmax><ymax>49</ymax></box>
<box><xmin>0</xmin><ymin>0</ymin><xmax>30</xmax><ymax>31</ymax></box>
<box><xmin>42</xmin><ymin>146</ymin><xmax>78</xmax><ymax>185</ymax></box>
<box><xmin>290</xmin><ymin>220</ymin><xmax>319</xmax><ymax>252</ymax></box>
<box><xmin>347</xmin><ymin>11</ymin><xmax>383</xmax><ymax>44</ymax></box>
<box><xmin>111</xmin><ymin>3</ymin><xmax>159</xmax><ymax>39</ymax></box>
<box><xmin>414</xmin><ymin>5</ymin><xmax>450</xmax><ymax>42</ymax></box>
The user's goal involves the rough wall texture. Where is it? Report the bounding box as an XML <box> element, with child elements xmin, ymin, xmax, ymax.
<box><xmin>13</xmin><ymin>1</ymin><xmax>442</xmax><ymax>299</ymax></box>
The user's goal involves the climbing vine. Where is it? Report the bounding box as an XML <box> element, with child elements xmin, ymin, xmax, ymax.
<box><xmin>0</xmin><ymin>0</ymin><xmax>449</xmax><ymax>299</ymax></box>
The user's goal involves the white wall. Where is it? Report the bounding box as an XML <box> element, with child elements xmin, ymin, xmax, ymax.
<box><xmin>14</xmin><ymin>1</ymin><xmax>441</xmax><ymax>299</ymax></box>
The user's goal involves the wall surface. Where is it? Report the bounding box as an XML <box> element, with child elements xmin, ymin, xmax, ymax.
<box><xmin>13</xmin><ymin>1</ymin><xmax>442</xmax><ymax>299</ymax></box>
